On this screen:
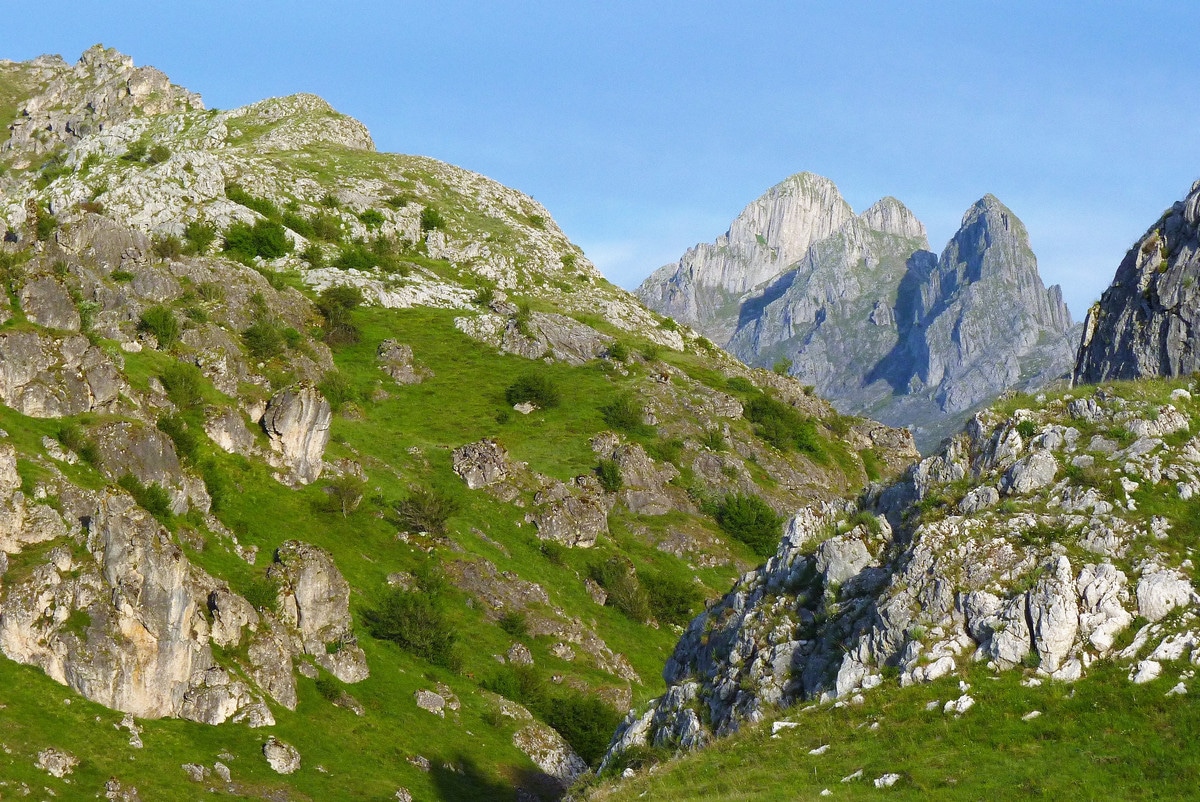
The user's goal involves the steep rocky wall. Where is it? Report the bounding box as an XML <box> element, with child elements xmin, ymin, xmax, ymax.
<box><xmin>1075</xmin><ymin>179</ymin><xmax>1200</xmax><ymax>384</ymax></box>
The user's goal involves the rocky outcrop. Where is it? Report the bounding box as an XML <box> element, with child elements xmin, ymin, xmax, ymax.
<box><xmin>377</xmin><ymin>339</ymin><xmax>430</xmax><ymax>384</ymax></box>
<box><xmin>452</xmin><ymin>439</ymin><xmax>509</xmax><ymax>490</ymax></box>
<box><xmin>513</xmin><ymin>721</ymin><xmax>588</xmax><ymax>791</ymax></box>
<box><xmin>1075</xmin><ymin>179</ymin><xmax>1200</xmax><ymax>384</ymax></box>
<box><xmin>527</xmin><ymin>476</ymin><xmax>611</xmax><ymax>547</ymax></box>
<box><xmin>260</xmin><ymin>386</ymin><xmax>332</xmax><ymax>484</ymax></box>
<box><xmin>604</xmin><ymin>379</ymin><xmax>1200</xmax><ymax>765</ymax></box>
<box><xmin>639</xmin><ymin>176</ymin><xmax>1078</xmax><ymax>450</ymax></box>
<box><xmin>263</xmin><ymin>737</ymin><xmax>301</xmax><ymax>775</ymax></box>
<box><xmin>268</xmin><ymin>541</ymin><xmax>369</xmax><ymax>683</ymax></box>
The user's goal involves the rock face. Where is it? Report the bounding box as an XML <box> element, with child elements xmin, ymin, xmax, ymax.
<box><xmin>638</xmin><ymin>177</ymin><xmax>1078</xmax><ymax>450</ymax></box>
<box><xmin>261</xmin><ymin>386</ymin><xmax>332</xmax><ymax>484</ymax></box>
<box><xmin>604</xmin><ymin>379</ymin><xmax>1200</xmax><ymax>766</ymax></box>
<box><xmin>1075</xmin><ymin>179</ymin><xmax>1200</xmax><ymax>384</ymax></box>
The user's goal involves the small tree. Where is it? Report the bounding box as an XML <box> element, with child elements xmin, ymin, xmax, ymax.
<box><xmin>327</xmin><ymin>473</ymin><xmax>366</xmax><ymax>518</ymax></box>
<box><xmin>138</xmin><ymin>305</ymin><xmax>180</xmax><ymax>349</ymax></box>
<box><xmin>595</xmin><ymin>459</ymin><xmax>622</xmax><ymax>493</ymax></box>
<box><xmin>395</xmin><ymin>487</ymin><xmax>459</xmax><ymax>535</ymax></box>
<box><xmin>715</xmin><ymin>493</ymin><xmax>783</xmax><ymax>558</ymax></box>
<box><xmin>505</xmin><ymin>371</ymin><xmax>560</xmax><ymax>409</ymax></box>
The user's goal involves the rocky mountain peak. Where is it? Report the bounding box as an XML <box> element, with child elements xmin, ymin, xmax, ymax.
<box><xmin>1074</xmin><ymin>178</ymin><xmax>1200</xmax><ymax>384</ymax></box>
<box><xmin>3</xmin><ymin>44</ymin><xmax>204</xmax><ymax>163</ymax></box>
<box><xmin>860</xmin><ymin>196</ymin><xmax>927</xmax><ymax>242</ymax></box>
<box><xmin>725</xmin><ymin>172</ymin><xmax>854</xmax><ymax>269</ymax></box>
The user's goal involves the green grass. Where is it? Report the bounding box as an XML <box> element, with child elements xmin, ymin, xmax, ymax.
<box><xmin>591</xmin><ymin>663</ymin><xmax>1200</xmax><ymax>800</ymax></box>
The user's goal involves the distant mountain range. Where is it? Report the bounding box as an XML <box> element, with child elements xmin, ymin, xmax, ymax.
<box><xmin>637</xmin><ymin>173</ymin><xmax>1081</xmax><ymax>450</ymax></box>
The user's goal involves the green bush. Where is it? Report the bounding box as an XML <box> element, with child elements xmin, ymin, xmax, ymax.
<box><xmin>395</xmin><ymin>486</ymin><xmax>459</xmax><ymax>535</ymax></box>
<box><xmin>473</xmin><ymin>284</ymin><xmax>496</xmax><ymax>307</ymax></box>
<box><xmin>137</xmin><ymin>305</ymin><xmax>180</xmax><ymax>349</ymax></box>
<box><xmin>318</xmin><ymin>370</ymin><xmax>360</xmax><ymax>412</ymax></box>
<box><xmin>607</xmin><ymin>341</ymin><xmax>629</xmax><ymax>361</ymax></box>
<box><xmin>281</xmin><ymin>212</ymin><xmax>315</xmax><ymax>238</ymax></box>
<box><xmin>599</xmin><ymin>392</ymin><xmax>650</xmax><ymax>434</ymax></box>
<box><xmin>497</xmin><ymin>611</ymin><xmax>529</xmax><ymax>639</ymax></box>
<box><xmin>726</xmin><ymin>376</ymin><xmax>756</xmax><ymax>394</ymax></box>
<box><xmin>242</xmin><ymin>321</ymin><xmax>287</xmax><ymax>360</ymax></box>
<box><xmin>223</xmin><ymin>219</ymin><xmax>292</xmax><ymax>261</ymax></box>
<box><xmin>419</xmin><ymin>206</ymin><xmax>445</xmax><ymax>232</ymax></box>
<box><xmin>34</xmin><ymin>208</ymin><xmax>57</xmax><ymax>242</ymax></box>
<box><xmin>225</xmin><ymin>184</ymin><xmax>280</xmax><ymax>219</ymax></box>
<box><xmin>702</xmin><ymin>428</ymin><xmax>726</xmax><ymax>452</ymax></box>
<box><xmin>505</xmin><ymin>371</ymin><xmax>561</xmax><ymax>409</ymax></box>
<box><xmin>590</xmin><ymin>556</ymin><xmax>651</xmax><ymax>622</ymax></box>
<box><xmin>182</xmin><ymin>220</ymin><xmax>217</xmax><ymax>255</ymax></box>
<box><xmin>744</xmin><ymin>393</ymin><xmax>822</xmax><ymax>456</ymax></box>
<box><xmin>157</xmin><ymin>414</ymin><xmax>200</xmax><ymax>463</ymax></box>
<box><xmin>118</xmin><ymin>474</ymin><xmax>174</xmax><ymax>522</ymax></box>
<box><xmin>595</xmin><ymin>459</ymin><xmax>622</xmax><ymax>492</ymax></box>
<box><xmin>773</xmin><ymin>357</ymin><xmax>793</xmax><ymax>375</ymax></box>
<box><xmin>640</xmin><ymin>567</ymin><xmax>703</xmax><ymax>627</ymax></box>
<box><xmin>358</xmin><ymin>209</ymin><xmax>385</xmax><ymax>228</ymax></box>
<box><xmin>57</xmin><ymin>421</ymin><xmax>100</xmax><ymax>467</ymax></box>
<box><xmin>647</xmin><ymin>437</ymin><xmax>685</xmax><ymax>467</ymax></box>
<box><xmin>1016</xmin><ymin>419</ymin><xmax>1038</xmax><ymax>439</ymax></box>
<box><xmin>315</xmin><ymin>674</ymin><xmax>343</xmax><ymax>702</ymax></box>
<box><xmin>543</xmin><ymin>690</ymin><xmax>623</xmax><ymax>766</ymax></box>
<box><xmin>147</xmin><ymin>144</ymin><xmax>171</xmax><ymax>165</ymax></box>
<box><xmin>364</xmin><ymin>589</ymin><xmax>460</xmax><ymax>670</ymax></box>
<box><xmin>241</xmin><ymin>576</ymin><xmax>280</xmax><ymax>613</ymax></box>
<box><xmin>658</xmin><ymin>316</ymin><xmax>678</xmax><ymax>331</ymax></box>
<box><xmin>122</xmin><ymin>138</ymin><xmax>149</xmax><ymax>162</ymax></box>
<box><xmin>715</xmin><ymin>493</ymin><xmax>783</xmax><ymax>558</ymax></box>
<box><xmin>317</xmin><ymin>284</ymin><xmax>364</xmax><ymax>347</ymax></box>
<box><xmin>152</xmin><ymin>234</ymin><xmax>182</xmax><ymax>260</ymax></box>
<box><xmin>308</xmin><ymin>212</ymin><xmax>343</xmax><ymax>241</ymax></box>
<box><xmin>326</xmin><ymin>473</ymin><xmax>366</xmax><ymax>518</ymax></box>
<box><xmin>159</xmin><ymin>361</ymin><xmax>205</xmax><ymax>410</ymax></box>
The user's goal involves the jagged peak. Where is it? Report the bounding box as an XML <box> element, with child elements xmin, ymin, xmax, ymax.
<box><xmin>860</xmin><ymin>196</ymin><xmax>928</xmax><ymax>242</ymax></box>
<box><xmin>77</xmin><ymin>44</ymin><xmax>134</xmax><ymax>71</ymax></box>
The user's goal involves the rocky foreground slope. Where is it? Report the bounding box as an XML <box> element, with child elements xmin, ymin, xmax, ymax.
<box><xmin>0</xmin><ymin>46</ymin><xmax>918</xmax><ymax>799</ymax></box>
<box><xmin>638</xmin><ymin>175</ymin><xmax>1078</xmax><ymax>450</ymax></box>
<box><xmin>600</xmin><ymin>375</ymin><xmax>1200</xmax><ymax>778</ymax></box>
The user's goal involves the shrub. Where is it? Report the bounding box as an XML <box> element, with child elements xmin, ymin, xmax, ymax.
<box><xmin>320</xmin><ymin>193</ymin><xmax>341</xmax><ymax>209</ymax></box>
<box><xmin>57</xmin><ymin>421</ymin><xmax>100</xmax><ymax>467</ymax></box>
<box><xmin>137</xmin><ymin>305</ymin><xmax>180</xmax><ymax>349</ymax></box>
<box><xmin>607</xmin><ymin>341</ymin><xmax>629</xmax><ymax>361</ymax></box>
<box><xmin>326</xmin><ymin>473</ymin><xmax>366</xmax><ymax>518</ymax></box>
<box><xmin>364</xmin><ymin>589</ymin><xmax>460</xmax><ymax>670</ymax></box>
<box><xmin>543</xmin><ymin>690</ymin><xmax>623</xmax><ymax>766</ymax></box>
<box><xmin>157</xmin><ymin>414</ymin><xmax>200</xmax><ymax>463</ymax></box>
<box><xmin>599</xmin><ymin>392</ymin><xmax>649</xmax><ymax>433</ymax></box>
<box><xmin>702</xmin><ymin>428</ymin><xmax>726</xmax><ymax>452</ymax></box>
<box><xmin>590</xmin><ymin>556</ymin><xmax>651</xmax><ymax>622</ymax></box>
<box><xmin>473</xmin><ymin>284</ymin><xmax>496</xmax><ymax>307</ymax></box>
<box><xmin>281</xmin><ymin>212</ymin><xmax>315</xmax><ymax>238</ymax></box>
<box><xmin>147</xmin><ymin>144</ymin><xmax>171</xmax><ymax>164</ymax></box>
<box><xmin>743</xmin><ymin>393</ymin><xmax>822</xmax><ymax>455</ymax></box>
<box><xmin>640</xmin><ymin>567</ymin><xmax>703</xmax><ymax>627</ymax></box>
<box><xmin>595</xmin><ymin>459</ymin><xmax>622</xmax><ymax>493</ymax></box>
<box><xmin>118</xmin><ymin>474</ymin><xmax>173</xmax><ymax>521</ymax></box>
<box><xmin>419</xmin><ymin>206</ymin><xmax>445</xmax><ymax>232</ymax></box>
<box><xmin>505</xmin><ymin>371</ymin><xmax>561</xmax><ymax>409</ymax></box>
<box><xmin>647</xmin><ymin>437</ymin><xmax>685</xmax><ymax>467</ymax></box>
<box><xmin>395</xmin><ymin>486</ymin><xmax>459</xmax><ymax>535</ymax></box>
<box><xmin>308</xmin><ymin>212</ymin><xmax>343</xmax><ymax>241</ymax></box>
<box><xmin>152</xmin><ymin>234</ymin><xmax>183</xmax><ymax>260</ymax></box>
<box><xmin>223</xmin><ymin>220</ymin><xmax>292</xmax><ymax>261</ymax></box>
<box><xmin>122</xmin><ymin>138</ymin><xmax>149</xmax><ymax>162</ymax></box>
<box><xmin>315</xmin><ymin>674</ymin><xmax>343</xmax><ymax>702</ymax></box>
<box><xmin>242</xmin><ymin>321</ymin><xmax>287</xmax><ymax>360</ymax></box>
<box><xmin>225</xmin><ymin>184</ymin><xmax>280</xmax><ymax>219</ymax></box>
<box><xmin>715</xmin><ymin>493</ymin><xmax>783</xmax><ymax>558</ymax></box>
<box><xmin>513</xmin><ymin>301</ymin><xmax>534</xmax><ymax>337</ymax></box>
<box><xmin>773</xmin><ymin>357</ymin><xmax>793</xmax><ymax>375</ymax></box>
<box><xmin>498</xmin><ymin>611</ymin><xmax>529</xmax><ymax>639</ymax></box>
<box><xmin>241</xmin><ymin>576</ymin><xmax>280</xmax><ymax>613</ymax></box>
<box><xmin>726</xmin><ymin>376</ymin><xmax>756</xmax><ymax>394</ymax></box>
<box><xmin>540</xmin><ymin>541</ymin><xmax>568</xmax><ymax>566</ymax></box>
<box><xmin>658</xmin><ymin>316</ymin><xmax>678</xmax><ymax>331</ymax></box>
<box><xmin>1016</xmin><ymin>419</ymin><xmax>1038</xmax><ymax>439</ymax></box>
<box><xmin>317</xmin><ymin>284</ymin><xmax>364</xmax><ymax>347</ymax></box>
<box><xmin>358</xmin><ymin>209</ymin><xmax>385</xmax><ymax>228</ymax></box>
<box><xmin>34</xmin><ymin>208</ymin><xmax>57</xmax><ymax>242</ymax></box>
<box><xmin>160</xmin><ymin>361</ymin><xmax>205</xmax><ymax>409</ymax></box>
<box><xmin>300</xmin><ymin>243</ymin><xmax>326</xmax><ymax>267</ymax></box>
<box><xmin>182</xmin><ymin>221</ymin><xmax>217</xmax><ymax>255</ymax></box>
<box><xmin>318</xmin><ymin>370</ymin><xmax>360</xmax><ymax>412</ymax></box>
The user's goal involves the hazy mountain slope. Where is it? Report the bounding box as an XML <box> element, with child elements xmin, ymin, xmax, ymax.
<box><xmin>0</xmin><ymin>46</ymin><xmax>917</xmax><ymax>800</ymax></box>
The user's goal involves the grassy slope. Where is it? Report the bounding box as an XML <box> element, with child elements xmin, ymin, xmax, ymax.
<box><xmin>591</xmin><ymin>663</ymin><xmax>1200</xmax><ymax>801</ymax></box>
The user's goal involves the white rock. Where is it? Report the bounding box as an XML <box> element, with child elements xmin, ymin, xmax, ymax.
<box><xmin>874</xmin><ymin>773</ymin><xmax>901</xmax><ymax>788</ymax></box>
<box><xmin>1021</xmin><ymin>710</ymin><xmax>1041</xmax><ymax>721</ymax></box>
<box><xmin>771</xmin><ymin>721</ymin><xmax>799</xmax><ymax>734</ymax></box>
<box><xmin>1132</xmin><ymin>660</ymin><xmax>1162</xmax><ymax>685</ymax></box>
<box><xmin>1137</xmin><ymin>568</ymin><xmax>1196</xmax><ymax>623</ymax></box>
<box><xmin>808</xmin><ymin>744</ymin><xmax>830</xmax><ymax>755</ymax></box>
<box><xmin>1167</xmin><ymin>682</ymin><xmax>1188</xmax><ymax>696</ymax></box>
<box><xmin>842</xmin><ymin>769</ymin><xmax>864</xmax><ymax>782</ymax></box>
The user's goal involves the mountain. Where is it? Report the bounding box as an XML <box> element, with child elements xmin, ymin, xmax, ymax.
<box><xmin>637</xmin><ymin>176</ymin><xmax>1079</xmax><ymax>451</ymax></box>
<box><xmin>1074</xmin><ymin>179</ymin><xmax>1200</xmax><ymax>383</ymax></box>
<box><xmin>0</xmin><ymin>46</ymin><xmax>917</xmax><ymax>799</ymax></box>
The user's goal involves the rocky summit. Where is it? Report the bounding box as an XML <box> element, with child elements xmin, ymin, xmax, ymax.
<box><xmin>1075</xmin><ymin>179</ymin><xmax>1200</xmax><ymax>384</ymax></box>
<box><xmin>637</xmin><ymin>175</ymin><xmax>1079</xmax><ymax>451</ymax></box>
<box><xmin>0</xmin><ymin>46</ymin><xmax>918</xmax><ymax>799</ymax></box>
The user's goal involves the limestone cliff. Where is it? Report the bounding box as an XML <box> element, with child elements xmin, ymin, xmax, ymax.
<box><xmin>1074</xmin><ymin>179</ymin><xmax>1200</xmax><ymax>384</ymax></box>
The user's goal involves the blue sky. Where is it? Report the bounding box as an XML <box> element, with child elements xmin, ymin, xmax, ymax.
<box><xmin>6</xmin><ymin>2</ymin><xmax>1199</xmax><ymax>318</ymax></box>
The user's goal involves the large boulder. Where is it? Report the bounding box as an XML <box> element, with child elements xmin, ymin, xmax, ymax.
<box><xmin>261</xmin><ymin>386</ymin><xmax>331</xmax><ymax>484</ymax></box>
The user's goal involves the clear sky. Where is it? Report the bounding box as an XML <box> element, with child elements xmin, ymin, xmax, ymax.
<box><xmin>6</xmin><ymin>2</ymin><xmax>1199</xmax><ymax>319</ymax></box>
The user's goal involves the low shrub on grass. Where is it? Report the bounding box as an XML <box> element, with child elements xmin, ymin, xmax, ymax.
<box><xmin>395</xmin><ymin>486</ymin><xmax>459</xmax><ymax>535</ymax></box>
<box><xmin>223</xmin><ymin>219</ymin><xmax>292</xmax><ymax>261</ymax></box>
<box><xmin>364</xmin><ymin>589</ymin><xmax>460</xmax><ymax>670</ymax></box>
<box><xmin>159</xmin><ymin>361</ymin><xmax>205</xmax><ymax>410</ymax></box>
<box><xmin>117</xmin><ymin>474</ymin><xmax>173</xmax><ymax>522</ymax></box>
<box><xmin>595</xmin><ymin>459</ymin><xmax>622</xmax><ymax>492</ymax></box>
<box><xmin>715</xmin><ymin>493</ymin><xmax>783</xmax><ymax>558</ymax></box>
<box><xmin>137</xmin><ymin>305</ymin><xmax>180</xmax><ymax>349</ymax></box>
<box><xmin>639</xmin><ymin>567</ymin><xmax>703</xmax><ymax>627</ymax></box>
<box><xmin>590</xmin><ymin>555</ymin><xmax>651</xmax><ymax>622</ymax></box>
<box><xmin>599</xmin><ymin>392</ymin><xmax>653</xmax><ymax>435</ymax></box>
<box><xmin>57</xmin><ymin>421</ymin><xmax>100</xmax><ymax>467</ymax></box>
<box><xmin>505</xmin><ymin>371</ymin><xmax>561</xmax><ymax>409</ymax></box>
<box><xmin>242</xmin><ymin>321</ymin><xmax>287</xmax><ymax>360</ymax></box>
